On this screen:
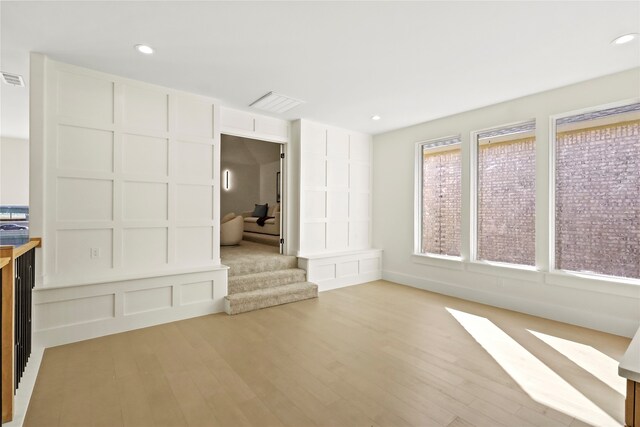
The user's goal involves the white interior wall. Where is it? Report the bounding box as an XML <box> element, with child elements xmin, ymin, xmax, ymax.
<box><xmin>297</xmin><ymin>119</ymin><xmax>373</xmax><ymax>255</ymax></box>
<box><xmin>295</xmin><ymin>119</ymin><xmax>382</xmax><ymax>291</ymax></box>
<box><xmin>373</xmin><ymin>68</ymin><xmax>640</xmax><ymax>337</ymax></box>
<box><xmin>35</xmin><ymin>57</ymin><xmax>221</xmax><ymax>286</ymax></box>
<box><xmin>30</xmin><ymin>54</ymin><xmax>227</xmax><ymax>347</ymax></box>
<box><xmin>0</xmin><ymin>137</ymin><xmax>29</xmax><ymax>205</ymax></box>
<box><xmin>220</xmin><ymin>161</ymin><xmax>260</xmax><ymax>216</ymax></box>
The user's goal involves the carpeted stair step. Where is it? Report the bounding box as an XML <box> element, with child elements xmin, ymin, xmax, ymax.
<box><xmin>225</xmin><ymin>282</ymin><xmax>318</xmax><ymax>315</ymax></box>
<box><xmin>224</xmin><ymin>253</ymin><xmax>297</xmax><ymax>277</ymax></box>
<box><xmin>242</xmin><ymin>231</ymin><xmax>280</xmax><ymax>247</ymax></box>
<box><xmin>228</xmin><ymin>268</ymin><xmax>307</xmax><ymax>295</ymax></box>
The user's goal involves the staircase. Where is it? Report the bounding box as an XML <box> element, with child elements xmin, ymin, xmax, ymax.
<box><xmin>223</xmin><ymin>250</ymin><xmax>318</xmax><ymax>315</ymax></box>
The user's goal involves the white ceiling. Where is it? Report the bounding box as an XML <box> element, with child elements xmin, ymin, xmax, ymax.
<box><xmin>1</xmin><ymin>1</ymin><xmax>639</xmax><ymax>140</ymax></box>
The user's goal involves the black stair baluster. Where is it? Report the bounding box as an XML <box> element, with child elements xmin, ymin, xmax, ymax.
<box><xmin>13</xmin><ymin>248</ymin><xmax>36</xmax><ymax>393</ymax></box>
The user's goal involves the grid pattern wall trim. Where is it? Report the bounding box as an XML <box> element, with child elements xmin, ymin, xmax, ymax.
<box><xmin>298</xmin><ymin>121</ymin><xmax>372</xmax><ymax>255</ymax></box>
<box><xmin>41</xmin><ymin>60</ymin><xmax>220</xmax><ymax>286</ymax></box>
<box><xmin>33</xmin><ymin>269</ymin><xmax>227</xmax><ymax>347</ymax></box>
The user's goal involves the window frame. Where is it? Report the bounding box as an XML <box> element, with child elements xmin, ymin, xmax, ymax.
<box><xmin>414</xmin><ymin>135</ymin><xmax>463</xmax><ymax>260</ymax></box>
<box><xmin>470</xmin><ymin>119</ymin><xmax>538</xmax><ymax>269</ymax></box>
<box><xmin>549</xmin><ymin>98</ymin><xmax>640</xmax><ymax>283</ymax></box>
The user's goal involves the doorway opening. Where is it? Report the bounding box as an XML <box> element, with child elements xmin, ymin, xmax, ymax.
<box><xmin>220</xmin><ymin>134</ymin><xmax>285</xmax><ymax>255</ymax></box>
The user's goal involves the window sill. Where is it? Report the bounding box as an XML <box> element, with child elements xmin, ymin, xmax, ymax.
<box><xmin>410</xmin><ymin>254</ymin><xmax>640</xmax><ymax>298</ymax></box>
<box><xmin>411</xmin><ymin>253</ymin><xmax>465</xmax><ymax>270</ymax></box>
<box><xmin>466</xmin><ymin>260</ymin><xmax>541</xmax><ymax>282</ymax></box>
<box><xmin>545</xmin><ymin>270</ymin><xmax>640</xmax><ymax>298</ymax></box>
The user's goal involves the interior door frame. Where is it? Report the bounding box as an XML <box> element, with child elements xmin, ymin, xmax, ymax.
<box><xmin>220</xmin><ymin>133</ymin><xmax>287</xmax><ymax>254</ymax></box>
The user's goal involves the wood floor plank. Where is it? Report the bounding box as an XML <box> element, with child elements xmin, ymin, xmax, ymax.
<box><xmin>117</xmin><ymin>373</ymin><xmax>157</xmax><ymax>427</ymax></box>
<box><xmin>164</xmin><ymin>371</ymin><xmax>222</xmax><ymax>427</ymax></box>
<box><xmin>244</xmin><ymin>374</ymin><xmax>320</xmax><ymax>427</ymax></box>
<box><xmin>24</xmin><ymin>280</ymin><xmax>629</xmax><ymax>427</ymax></box>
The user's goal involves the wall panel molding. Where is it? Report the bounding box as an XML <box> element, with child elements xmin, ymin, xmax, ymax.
<box><xmin>37</xmin><ymin>57</ymin><xmax>221</xmax><ymax>287</ymax></box>
<box><xmin>299</xmin><ymin>249</ymin><xmax>383</xmax><ymax>292</ymax></box>
<box><xmin>33</xmin><ymin>268</ymin><xmax>228</xmax><ymax>347</ymax></box>
<box><xmin>297</xmin><ymin>120</ymin><xmax>373</xmax><ymax>256</ymax></box>
<box><xmin>220</xmin><ymin>107</ymin><xmax>290</xmax><ymax>143</ymax></box>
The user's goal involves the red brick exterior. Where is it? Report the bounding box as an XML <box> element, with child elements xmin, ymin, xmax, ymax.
<box><xmin>555</xmin><ymin>121</ymin><xmax>640</xmax><ymax>279</ymax></box>
<box><xmin>420</xmin><ymin>120</ymin><xmax>638</xmax><ymax>279</ymax></box>
<box><xmin>477</xmin><ymin>138</ymin><xmax>536</xmax><ymax>265</ymax></box>
<box><xmin>422</xmin><ymin>148</ymin><xmax>461</xmax><ymax>256</ymax></box>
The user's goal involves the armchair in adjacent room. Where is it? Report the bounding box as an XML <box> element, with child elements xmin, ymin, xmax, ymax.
<box><xmin>220</xmin><ymin>213</ymin><xmax>243</xmax><ymax>246</ymax></box>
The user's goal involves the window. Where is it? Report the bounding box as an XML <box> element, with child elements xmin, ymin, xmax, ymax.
<box><xmin>419</xmin><ymin>136</ymin><xmax>461</xmax><ymax>256</ymax></box>
<box><xmin>476</xmin><ymin>121</ymin><xmax>536</xmax><ymax>266</ymax></box>
<box><xmin>554</xmin><ymin>102</ymin><xmax>640</xmax><ymax>280</ymax></box>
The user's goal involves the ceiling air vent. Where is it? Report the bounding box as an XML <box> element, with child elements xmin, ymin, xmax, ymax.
<box><xmin>249</xmin><ymin>91</ymin><xmax>304</xmax><ymax>114</ymax></box>
<box><xmin>1</xmin><ymin>72</ymin><xmax>25</xmax><ymax>87</ymax></box>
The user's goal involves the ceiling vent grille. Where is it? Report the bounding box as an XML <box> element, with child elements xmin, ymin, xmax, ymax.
<box><xmin>1</xmin><ymin>72</ymin><xmax>25</xmax><ymax>87</ymax></box>
<box><xmin>249</xmin><ymin>91</ymin><xmax>304</xmax><ymax>114</ymax></box>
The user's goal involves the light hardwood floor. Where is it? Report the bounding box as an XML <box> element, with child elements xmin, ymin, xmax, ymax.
<box><xmin>24</xmin><ymin>280</ymin><xmax>629</xmax><ymax>427</ymax></box>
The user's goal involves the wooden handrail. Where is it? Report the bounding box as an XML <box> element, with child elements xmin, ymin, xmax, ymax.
<box><xmin>0</xmin><ymin>238</ymin><xmax>41</xmax><ymax>259</ymax></box>
<box><xmin>1</xmin><ymin>237</ymin><xmax>41</xmax><ymax>423</ymax></box>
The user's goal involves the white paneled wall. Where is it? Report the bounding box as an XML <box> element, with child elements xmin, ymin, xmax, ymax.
<box><xmin>298</xmin><ymin>120</ymin><xmax>372</xmax><ymax>255</ymax></box>
<box><xmin>33</xmin><ymin>269</ymin><xmax>227</xmax><ymax>347</ymax></box>
<box><xmin>30</xmin><ymin>55</ymin><xmax>226</xmax><ymax>346</ymax></box>
<box><xmin>39</xmin><ymin>59</ymin><xmax>220</xmax><ymax>286</ymax></box>
<box><xmin>295</xmin><ymin>119</ymin><xmax>381</xmax><ymax>289</ymax></box>
<box><xmin>298</xmin><ymin>249</ymin><xmax>383</xmax><ymax>292</ymax></box>
<box><xmin>220</xmin><ymin>107</ymin><xmax>289</xmax><ymax>143</ymax></box>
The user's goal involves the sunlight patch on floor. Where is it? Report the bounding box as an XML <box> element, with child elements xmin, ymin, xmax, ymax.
<box><xmin>447</xmin><ymin>308</ymin><xmax>620</xmax><ymax>427</ymax></box>
<box><xmin>529</xmin><ymin>329</ymin><xmax>626</xmax><ymax>396</ymax></box>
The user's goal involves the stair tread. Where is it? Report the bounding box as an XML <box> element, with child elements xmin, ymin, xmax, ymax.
<box><xmin>229</xmin><ymin>268</ymin><xmax>306</xmax><ymax>281</ymax></box>
<box><xmin>225</xmin><ymin>254</ymin><xmax>298</xmax><ymax>277</ymax></box>
<box><xmin>226</xmin><ymin>281</ymin><xmax>317</xmax><ymax>300</ymax></box>
<box><xmin>228</xmin><ymin>268</ymin><xmax>307</xmax><ymax>295</ymax></box>
<box><xmin>224</xmin><ymin>282</ymin><xmax>318</xmax><ymax>315</ymax></box>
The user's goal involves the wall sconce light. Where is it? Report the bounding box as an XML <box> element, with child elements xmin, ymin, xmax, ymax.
<box><xmin>224</xmin><ymin>170</ymin><xmax>231</xmax><ymax>190</ymax></box>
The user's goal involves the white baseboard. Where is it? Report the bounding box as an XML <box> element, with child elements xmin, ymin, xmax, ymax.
<box><xmin>383</xmin><ymin>269</ymin><xmax>639</xmax><ymax>338</ymax></box>
<box><xmin>299</xmin><ymin>249</ymin><xmax>383</xmax><ymax>292</ymax></box>
<box><xmin>317</xmin><ymin>271</ymin><xmax>383</xmax><ymax>292</ymax></box>
<box><xmin>34</xmin><ymin>268</ymin><xmax>228</xmax><ymax>348</ymax></box>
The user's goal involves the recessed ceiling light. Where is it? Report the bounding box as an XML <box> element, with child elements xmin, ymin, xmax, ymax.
<box><xmin>371</xmin><ymin>115</ymin><xmax>381</xmax><ymax>121</ymax></box>
<box><xmin>612</xmin><ymin>33</ymin><xmax>638</xmax><ymax>45</ymax></box>
<box><xmin>135</xmin><ymin>44</ymin><xmax>154</xmax><ymax>55</ymax></box>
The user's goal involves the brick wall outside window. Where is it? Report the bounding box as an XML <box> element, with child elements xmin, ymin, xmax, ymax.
<box><xmin>477</xmin><ymin>137</ymin><xmax>536</xmax><ymax>265</ymax></box>
<box><xmin>422</xmin><ymin>148</ymin><xmax>461</xmax><ymax>256</ymax></box>
<box><xmin>555</xmin><ymin>121</ymin><xmax>640</xmax><ymax>279</ymax></box>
